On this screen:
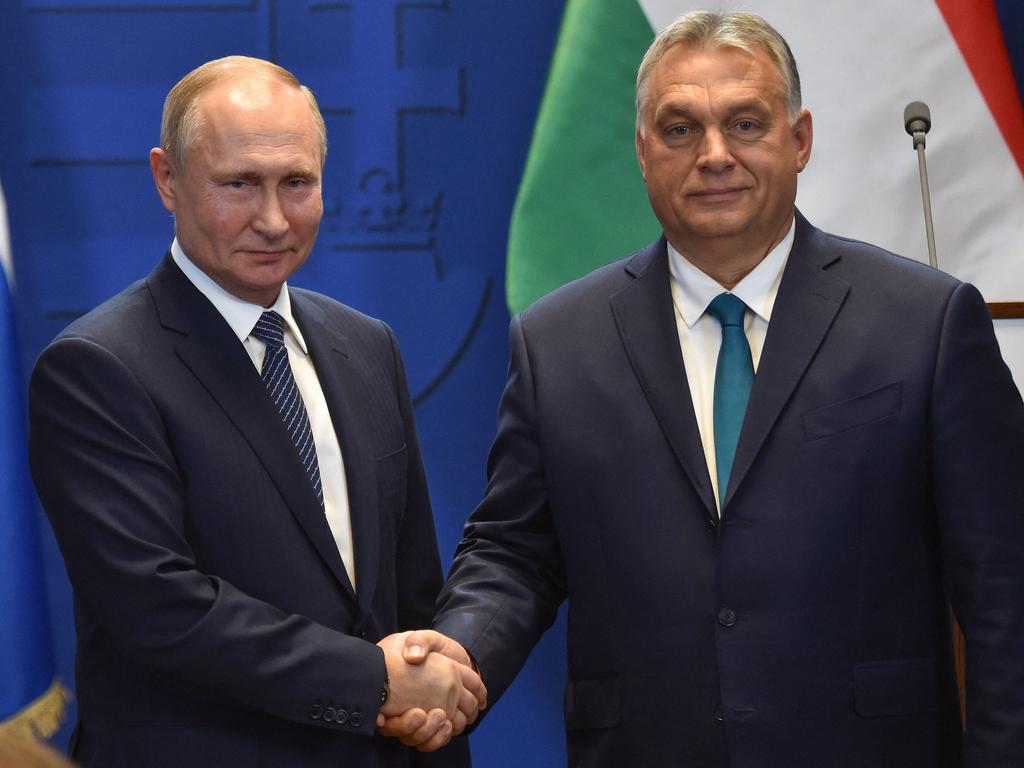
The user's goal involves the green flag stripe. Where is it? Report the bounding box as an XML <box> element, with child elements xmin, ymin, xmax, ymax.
<box><xmin>506</xmin><ymin>0</ymin><xmax>659</xmax><ymax>315</ymax></box>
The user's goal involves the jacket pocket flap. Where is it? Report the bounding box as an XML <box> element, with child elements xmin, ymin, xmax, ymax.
<box><xmin>564</xmin><ymin>677</ymin><xmax>621</xmax><ymax>731</ymax></box>
<box><xmin>374</xmin><ymin>443</ymin><xmax>407</xmax><ymax>486</ymax></box>
<box><xmin>802</xmin><ymin>382</ymin><xmax>901</xmax><ymax>441</ymax></box>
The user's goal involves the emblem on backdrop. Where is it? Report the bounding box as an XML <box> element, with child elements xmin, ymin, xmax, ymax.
<box><xmin>296</xmin><ymin>0</ymin><xmax>492</xmax><ymax>404</ymax></box>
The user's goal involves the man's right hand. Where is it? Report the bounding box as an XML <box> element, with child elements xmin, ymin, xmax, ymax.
<box><xmin>398</xmin><ymin>629</ymin><xmax>485</xmax><ymax>735</ymax></box>
<box><xmin>375</xmin><ymin>630</ymin><xmax>486</xmax><ymax>751</ymax></box>
<box><xmin>399</xmin><ymin>629</ymin><xmax>475</xmax><ymax>670</ymax></box>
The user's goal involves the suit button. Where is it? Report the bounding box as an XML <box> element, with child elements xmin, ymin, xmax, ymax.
<box><xmin>324</xmin><ymin>707</ymin><xmax>336</xmax><ymax>723</ymax></box>
<box><xmin>336</xmin><ymin>709</ymin><xmax>349</xmax><ymax>725</ymax></box>
<box><xmin>714</xmin><ymin>706</ymin><xmax>726</xmax><ymax>722</ymax></box>
<box><xmin>308</xmin><ymin>704</ymin><xmax>322</xmax><ymax>720</ymax></box>
<box><xmin>718</xmin><ymin>608</ymin><xmax>737</xmax><ymax>627</ymax></box>
<box><xmin>349</xmin><ymin>712</ymin><xmax>363</xmax><ymax>728</ymax></box>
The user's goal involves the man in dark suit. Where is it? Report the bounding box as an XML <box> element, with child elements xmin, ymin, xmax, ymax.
<box><xmin>28</xmin><ymin>56</ymin><xmax>484</xmax><ymax>767</ymax></box>
<box><xmin>391</xmin><ymin>10</ymin><xmax>1024</xmax><ymax>766</ymax></box>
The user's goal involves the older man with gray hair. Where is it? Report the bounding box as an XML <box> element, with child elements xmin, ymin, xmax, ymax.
<box><xmin>29</xmin><ymin>55</ymin><xmax>485</xmax><ymax>768</ymax></box>
<box><xmin>391</xmin><ymin>10</ymin><xmax>1024</xmax><ymax>767</ymax></box>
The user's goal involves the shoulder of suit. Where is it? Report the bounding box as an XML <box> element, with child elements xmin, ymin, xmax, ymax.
<box><xmin>290</xmin><ymin>286</ymin><xmax>379</xmax><ymax>321</ymax></box>
<box><xmin>289</xmin><ymin>286</ymin><xmax>393</xmax><ymax>340</ymax></box>
<box><xmin>811</xmin><ymin>226</ymin><xmax>961</xmax><ymax>294</ymax></box>
<box><xmin>51</xmin><ymin>277</ymin><xmax>153</xmax><ymax>347</ymax></box>
<box><xmin>518</xmin><ymin>239</ymin><xmax>662</xmax><ymax>323</ymax></box>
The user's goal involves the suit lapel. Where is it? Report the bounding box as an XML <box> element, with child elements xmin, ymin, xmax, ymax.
<box><xmin>292</xmin><ymin>294</ymin><xmax>380</xmax><ymax>616</ymax></box>
<box><xmin>146</xmin><ymin>256</ymin><xmax>354</xmax><ymax>597</ymax></box>
<box><xmin>610</xmin><ymin>239</ymin><xmax>718</xmax><ymax>518</ymax></box>
<box><xmin>724</xmin><ymin>214</ymin><xmax>850</xmax><ymax>506</ymax></box>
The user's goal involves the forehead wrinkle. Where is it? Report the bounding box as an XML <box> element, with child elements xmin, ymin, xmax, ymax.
<box><xmin>197</xmin><ymin>103</ymin><xmax>319</xmax><ymax>159</ymax></box>
<box><xmin>219</xmin><ymin>145</ymin><xmax>318</xmax><ymax>172</ymax></box>
<box><xmin>650</xmin><ymin>49</ymin><xmax>781</xmax><ymax>125</ymax></box>
<box><xmin>230</xmin><ymin>129</ymin><xmax>311</xmax><ymax>151</ymax></box>
<box><xmin>653</xmin><ymin>85</ymin><xmax>770</xmax><ymax>124</ymax></box>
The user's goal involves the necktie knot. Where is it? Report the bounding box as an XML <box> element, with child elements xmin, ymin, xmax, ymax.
<box><xmin>253</xmin><ymin>311</ymin><xmax>286</xmax><ymax>349</ymax></box>
<box><xmin>707</xmin><ymin>293</ymin><xmax>747</xmax><ymax>328</ymax></box>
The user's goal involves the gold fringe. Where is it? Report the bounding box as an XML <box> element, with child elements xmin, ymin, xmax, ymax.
<box><xmin>0</xmin><ymin>680</ymin><xmax>72</xmax><ymax>740</ymax></box>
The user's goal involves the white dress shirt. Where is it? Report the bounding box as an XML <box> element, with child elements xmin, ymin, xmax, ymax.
<box><xmin>667</xmin><ymin>221</ymin><xmax>795</xmax><ymax>513</ymax></box>
<box><xmin>171</xmin><ymin>240</ymin><xmax>356</xmax><ymax>588</ymax></box>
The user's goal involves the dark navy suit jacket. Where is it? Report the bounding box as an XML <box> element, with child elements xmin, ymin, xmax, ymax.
<box><xmin>435</xmin><ymin>213</ymin><xmax>1024</xmax><ymax>767</ymax></box>
<box><xmin>29</xmin><ymin>255</ymin><xmax>469</xmax><ymax>768</ymax></box>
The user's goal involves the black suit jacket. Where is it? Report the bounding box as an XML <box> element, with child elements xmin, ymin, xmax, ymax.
<box><xmin>434</xmin><ymin>213</ymin><xmax>1024</xmax><ymax>767</ymax></box>
<box><xmin>29</xmin><ymin>255</ymin><xmax>469</xmax><ymax>768</ymax></box>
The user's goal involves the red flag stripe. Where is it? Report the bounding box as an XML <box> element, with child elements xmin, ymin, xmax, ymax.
<box><xmin>935</xmin><ymin>0</ymin><xmax>1024</xmax><ymax>176</ymax></box>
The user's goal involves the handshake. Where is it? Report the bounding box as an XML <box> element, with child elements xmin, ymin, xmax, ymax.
<box><xmin>375</xmin><ymin>630</ymin><xmax>487</xmax><ymax>752</ymax></box>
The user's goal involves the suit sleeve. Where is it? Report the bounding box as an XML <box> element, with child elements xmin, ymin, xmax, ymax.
<box><xmin>381</xmin><ymin>324</ymin><xmax>472</xmax><ymax>768</ymax></box>
<box><xmin>385</xmin><ymin>323</ymin><xmax>446</xmax><ymax>632</ymax></box>
<box><xmin>930</xmin><ymin>283</ymin><xmax>1024</xmax><ymax>765</ymax></box>
<box><xmin>433</xmin><ymin>313</ymin><xmax>567</xmax><ymax>706</ymax></box>
<box><xmin>29</xmin><ymin>335</ymin><xmax>388</xmax><ymax>736</ymax></box>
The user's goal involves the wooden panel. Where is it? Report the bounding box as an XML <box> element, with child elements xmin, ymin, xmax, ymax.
<box><xmin>988</xmin><ymin>302</ymin><xmax>1024</xmax><ymax>319</ymax></box>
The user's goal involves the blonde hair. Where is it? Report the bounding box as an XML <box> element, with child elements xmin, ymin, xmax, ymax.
<box><xmin>160</xmin><ymin>55</ymin><xmax>327</xmax><ymax>167</ymax></box>
<box><xmin>635</xmin><ymin>11</ymin><xmax>802</xmax><ymax>130</ymax></box>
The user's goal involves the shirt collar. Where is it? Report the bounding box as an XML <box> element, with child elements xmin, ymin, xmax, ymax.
<box><xmin>170</xmin><ymin>238</ymin><xmax>308</xmax><ymax>353</ymax></box>
<box><xmin>667</xmin><ymin>220</ymin><xmax>795</xmax><ymax>328</ymax></box>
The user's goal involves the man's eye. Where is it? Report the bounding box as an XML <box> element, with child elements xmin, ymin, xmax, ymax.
<box><xmin>735</xmin><ymin>121</ymin><xmax>755</xmax><ymax>132</ymax></box>
<box><xmin>286</xmin><ymin>178</ymin><xmax>306</xmax><ymax>189</ymax></box>
<box><xmin>227</xmin><ymin>180</ymin><xmax>247</xmax><ymax>189</ymax></box>
<box><xmin>670</xmin><ymin>125</ymin><xmax>691</xmax><ymax>136</ymax></box>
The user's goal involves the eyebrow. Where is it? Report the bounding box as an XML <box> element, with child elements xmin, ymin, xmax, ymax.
<box><xmin>221</xmin><ymin>171</ymin><xmax>263</xmax><ymax>183</ymax></box>
<box><xmin>216</xmin><ymin>168</ymin><xmax>320</xmax><ymax>182</ymax></box>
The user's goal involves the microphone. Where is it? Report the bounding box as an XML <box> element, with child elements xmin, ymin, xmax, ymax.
<box><xmin>903</xmin><ymin>101</ymin><xmax>937</xmax><ymax>268</ymax></box>
<box><xmin>904</xmin><ymin>101</ymin><xmax>931</xmax><ymax>147</ymax></box>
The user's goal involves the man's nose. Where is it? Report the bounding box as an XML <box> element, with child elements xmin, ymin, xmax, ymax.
<box><xmin>253</xmin><ymin>189</ymin><xmax>289</xmax><ymax>239</ymax></box>
<box><xmin>697</xmin><ymin>129</ymin><xmax>734</xmax><ymax>172</ymax></box>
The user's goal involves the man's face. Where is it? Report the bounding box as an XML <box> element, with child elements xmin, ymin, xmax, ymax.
<box><xmin>635</xmin><ymin>43</ymin><xmax>812</xmax><ymax>259</ymax></box>
<box><xmin>151</xmin><ymin>77</ymin><xmax>323</xmax><ymax>306</ymax></box>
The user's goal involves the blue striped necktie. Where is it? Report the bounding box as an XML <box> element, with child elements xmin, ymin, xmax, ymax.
<box><xmin>251</xmin><ymin>311</ymin><xmax>323</xmax><ymax>508</ymax></box>
<box><xmin>707</xmin><ymin>293</ymin><xmax>754</xmax><ymax>505</ymax></box>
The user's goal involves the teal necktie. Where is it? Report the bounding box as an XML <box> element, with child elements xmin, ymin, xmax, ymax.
<box><xmin>707</xmin><ymin>293</ymin><xmax>754</xmax><ymax>504</ymax></box>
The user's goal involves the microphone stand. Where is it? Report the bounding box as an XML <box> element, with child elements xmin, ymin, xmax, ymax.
<box><xmin>904</xmin><ymin>101</ymin><xmax>938</xmax><ymax>269</ymax></box>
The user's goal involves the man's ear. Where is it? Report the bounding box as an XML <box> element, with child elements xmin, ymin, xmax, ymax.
<box><xmin>150</xmin><ymin>148</ymin><xmax>177</xmax><ymax>213</ymax></box>
<box><xmin>636</xmin><ymin>128</ymin><xmax>647</xmax><ymax>181</ymax></box>
<box><xmin>793</xmin><ymin>108</ymin><xmax>813</xmax><ymax>173</ymax></box>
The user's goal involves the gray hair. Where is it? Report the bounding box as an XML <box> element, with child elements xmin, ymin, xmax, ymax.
<box><xmin>160</xmin><ymin>55</ymin><xmax>328</xmax><ymax>168</ymax></box>
<box><xmin>635</xmin><ymin>11</ymin><xmax>802</xmax><ymax>130</ymax></box>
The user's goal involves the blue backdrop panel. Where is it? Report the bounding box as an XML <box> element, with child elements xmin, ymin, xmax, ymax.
<box><xmin>0</xmin><ymin>2</ymin><xmax>569</xmax><ymax>765</ymax></box>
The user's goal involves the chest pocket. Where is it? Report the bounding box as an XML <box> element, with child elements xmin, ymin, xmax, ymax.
<box><xmin>801</xmin><ymin>382</ymin><xmax>902</xmax><ymax>442</ymax></box>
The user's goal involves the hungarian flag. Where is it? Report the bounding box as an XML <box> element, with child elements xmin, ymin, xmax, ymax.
<box><xmin>507</xmin><ymin>0</ymin><xmax>1024</xmax><ymax>316</ymax></box>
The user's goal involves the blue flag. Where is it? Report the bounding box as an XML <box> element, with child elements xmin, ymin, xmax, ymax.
<box><xmin>0</xmin><ymin>180</ymin><xmax>69</xmax><ymax>737</ymax></box>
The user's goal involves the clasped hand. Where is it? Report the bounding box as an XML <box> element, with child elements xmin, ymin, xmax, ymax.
<box><xmin>376</xmin><ymin>630</ymin><xmax>486</xmax><ymax>752</ymax></box>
